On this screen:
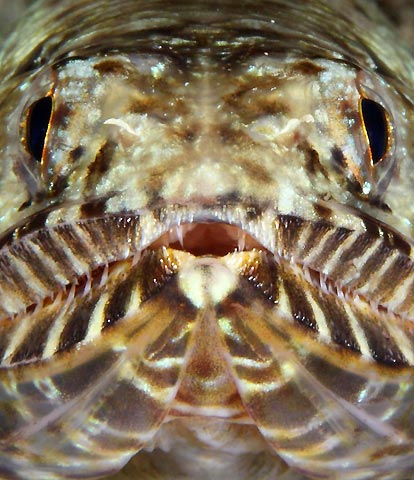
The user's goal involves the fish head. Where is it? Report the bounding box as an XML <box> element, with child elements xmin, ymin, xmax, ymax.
<box><xmin>0</xmin><ymin>2</ymin><xmax>413</xmax><ymax>479</ymax></box>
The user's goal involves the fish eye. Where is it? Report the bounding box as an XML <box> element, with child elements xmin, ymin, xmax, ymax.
<box><xmin>359</xmin><ymin>98</ymin><xmax>389</xmax><ymax>165</ymax></box>
<box><xmin>25</xmin><ymin>96</ymin><xmax>53</xmax><ymax>162</ymax></box>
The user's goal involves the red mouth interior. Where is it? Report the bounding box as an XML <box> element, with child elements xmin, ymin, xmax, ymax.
<box><xmin>149</xmin><ymin>222</ymin><xmax>264</xmax><ymax>256</ymax></box>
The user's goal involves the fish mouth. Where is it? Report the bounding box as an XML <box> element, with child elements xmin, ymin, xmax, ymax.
<box><xmin>0</xmin><ymin>218</ymin><xmax>265</xmax><ymax>318</ymax></box>
<box><xmin>0</xmin><ymin>210</ymin><xmax>273</xmax><ymax>368</ymax></box>
<box><xmin>0</xmin><ymin>202</ymin><xmax>275</xmax><ymax>321</ymax></box>
<box><xmin>148</xmin><ymin>222</ymin><xmax>264</xmax><ymax>257</ymax></box>
<box><xmin>0</xmin><ymin>202</ymin><xmax>413</xmax><ymax>368</ymax></box>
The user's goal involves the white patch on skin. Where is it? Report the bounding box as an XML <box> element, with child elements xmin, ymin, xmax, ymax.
<box><xmin>162</xmin><ymin>161</ymin><xmax>235</xmax><ymax>200</ymax></box>
<box><xmin>248</xmin><ymin>115</ymin><xmax>313</xmax><ymax>144</ymax></box>
<box><xmin>104</xmin><ymin>118</ymin><xmax>142</xmax><ymax>137</ymax></box>
<box><xmin>178</xmin><ymin>257</ymin><xmax>238</xmax><ymax>308</ymax></box>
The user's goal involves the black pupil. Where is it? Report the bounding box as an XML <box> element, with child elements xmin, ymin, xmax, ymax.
<box><xmin>361</xmin><ymin>98</ymin><xmax>388</xmax><ymax>164</ymax></box>
<box><xmin>27</xmin><ymin>96</ymin><xmax>53</xmax><ymax>161</ymax></box>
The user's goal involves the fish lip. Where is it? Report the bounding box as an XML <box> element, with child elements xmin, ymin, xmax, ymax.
<box><xmin>0</xmin><ymin>202</ymin><xmax>275</xmax><ymax>320</ymax></box>
<box><xmin>0</xmin><ymin>201</ymin><xmax>412</xmax><ymax>323</ymax></box>
<box><xmin>136</xmin><ymin>202</ymin><xmax>276</xmax><ymax>255</ymax></box>
<box><xmin>1</xmin><ymin>203</ymin><xmax>413</xmax><ymax>371</ymax></box>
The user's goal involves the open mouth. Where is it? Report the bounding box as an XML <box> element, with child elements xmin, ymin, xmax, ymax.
<box><xmin>0</xmin><ymin>217</ymin><xmax>269</xmax><ymax>368</ymax></box>
<box><xmin>0</xmin><ymin>202</ymin><xmax>413</xmax><ymax>369</ymax></box>
<box><xmin>0</xmin><ymin>215</ymin><xmax>267</xmax><ymax>324</ymax></box>
<box><xmin>148</xmin><ymin>222</ymin><xmax>265</xmax><ymax>257</ymax></box>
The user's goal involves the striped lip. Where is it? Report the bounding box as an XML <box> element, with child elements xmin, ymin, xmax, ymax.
<box><xmin>0</xmin><ymin>217</ymin><xmax>266</xmax><ymax>324</ymax></box>
<box><xmin>0</xmin><ymin>202</ymin><xmax>412</xmax><ymax>321</ymax></box>
<box><xmin>0</xmin><ymin>202</ymin><xmax>413</xmax><ymax>367</ymax></box>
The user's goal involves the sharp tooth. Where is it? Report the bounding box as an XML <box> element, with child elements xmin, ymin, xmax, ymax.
<box><xmin>132</xmin><ymin>251</ymin><xmax>141</xmax><ymax>266</ymax></box>
<box><xmin>175</xmin><ymin>225</ymin><xmax>184</xmax><ymax>248</ymax></box>
<box><xmin>319</xmin><ymin>273</ymin><xmax>329</xmax><ymax>295</ymax></box>
<box><xmin>34</xmin><ymin>298</ymin><xmax>44</xmax><ymax>315</ymax></box>
<box><xmin>64</xmin><ymin>283</ymin><xmax>76</xmax><ymax>309</ymax></box>
<box><xmin>238</xmin><ymin>231</ymin><xmax>246</xmax><ymax>251</ymax></box>
<box><xmin>303</xmin><ymin>265</ymin><xmax>313</xmax><ymax>284</ymax></box>
<box><xmin>83</xmin><ymin>274</ymin><xmax>92</xmax><ymax>296</ymax></box>
<box><xmin>167</xmin><ymin>229</ymin><xmax>173</xmax><ymax>246</ymax></box>
<box><xmin>51</xmin><ymin>290</ymin><xmax>63</xmax><ymax>309</ymax></box>
<box><xmin>99</xmin><ymin>264</ymin><xmax>109</xmax><ymax>289</ymax></box>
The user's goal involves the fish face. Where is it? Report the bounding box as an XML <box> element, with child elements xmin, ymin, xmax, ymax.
<box><xmin>0</xmin><ymin>1</ymin><xmax>413</xmax><ymax>479</ymax></box>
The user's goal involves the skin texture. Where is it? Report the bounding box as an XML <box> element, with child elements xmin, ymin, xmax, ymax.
<box><xmin>0</xmin><ymin>1</ymin><xmax>413</xmax><ymax>479</ymax></box>
<box><xmin>0</xmin><ymin>0</ymin><xmax>32</xmax><ymax>38</ymax></box>
<box><xmin>1</xmin><ymin>0</ymin><xmax>413</xmax><ymax>43</ymax></box>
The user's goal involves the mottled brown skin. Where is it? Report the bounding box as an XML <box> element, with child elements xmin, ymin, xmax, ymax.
<box><xmin>0</xmin><ymin>1</ymin><xmax>413</xmax><ymax>479</ymax></box>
